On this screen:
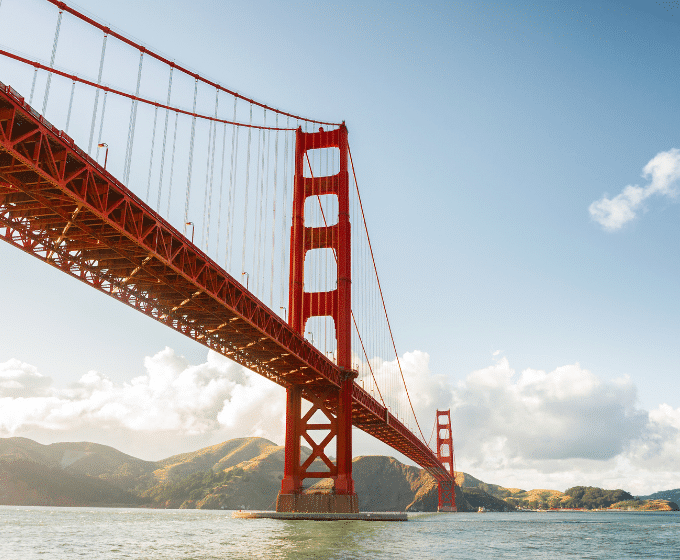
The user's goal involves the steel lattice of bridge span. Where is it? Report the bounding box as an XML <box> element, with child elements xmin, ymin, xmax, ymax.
<box><xmin>0</xmin><ymin>0</ymin><xmax>457</xmax><ymax>513</ymax></box>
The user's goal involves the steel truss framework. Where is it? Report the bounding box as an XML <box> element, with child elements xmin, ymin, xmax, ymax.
<box><xmin>0</xmin><ymin>83</ymin><xmax>454</xmax><ymax>488</ymax></box>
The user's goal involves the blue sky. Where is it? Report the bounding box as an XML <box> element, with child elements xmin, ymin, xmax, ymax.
<box><xmin>0</xmin><ymin>0</ymin><xmax>679</xmax><ymax>493</ymax></box>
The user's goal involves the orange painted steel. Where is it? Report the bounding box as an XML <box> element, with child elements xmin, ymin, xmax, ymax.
<box><xmin>279</xmin><ymin>126</ymin><xmax>357</xmax><ymax>508</ymax></box>
<box><xmin>436</xmin><ymin>409</ymin><xmax>457</xmax><ymax>512</ymax></box>
<box><xmin>0</xmin><ymin>82</ymin><xmax>454</xmax><ymax>491</ymax></box>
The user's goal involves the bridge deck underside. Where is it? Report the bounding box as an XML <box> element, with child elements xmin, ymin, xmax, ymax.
<box><xmin>0</xmin><ymin>84</ymin><xmax>451</xmax><ymax>483</ymax></box>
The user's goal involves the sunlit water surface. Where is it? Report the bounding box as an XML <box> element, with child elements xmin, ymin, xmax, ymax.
<box><xmin>1</xmin><ymin>506</ymin><xmax>679</xmax><ymax>559</ymax></box>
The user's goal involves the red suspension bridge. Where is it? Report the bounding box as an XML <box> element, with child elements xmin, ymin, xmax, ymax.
<box><xmin>0</xmin><ymin>0</ymin><xmax>456</xmax><ymax>513</ymax></box>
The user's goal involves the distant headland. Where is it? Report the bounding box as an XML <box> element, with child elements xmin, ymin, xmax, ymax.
<box><xmin>0</xmin><ymin>437</ymin><xmax>677</xmax><ymax>513</ymax></box>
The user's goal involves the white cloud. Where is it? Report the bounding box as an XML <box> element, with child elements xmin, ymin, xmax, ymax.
<box><xmin>2</xmin><ymin>349</ymin><xmax>679</xmax><ymax>494</ymax></box>
<box><xmin>356</xmin><ymin>353</ymin><xmax>679</xmax><ymax>494</ymax></box>
<box><xmin>0</xmin><ymin>349</ymin><xmax>285</xmax><ymax>459</ymax></box>
<box><xmin>589</xmin><ymin>148</ymin><xmax>680</xmax><ymax>231</ymax></box>
<box><xmin>0</xmin><ymin>358</ymin><xmax>52</xmax><ymax>398</ymax></box>
<box><xmin>452</xmin><ymin>359</ymin><xmax>648</xmax><ymax>464</ymax></box>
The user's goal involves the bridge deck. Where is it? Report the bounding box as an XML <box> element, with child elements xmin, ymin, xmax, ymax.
<box><xmin>0</xmin><ymin>83</ymin><xmax>452</xmax><ymax>484</ymax></box>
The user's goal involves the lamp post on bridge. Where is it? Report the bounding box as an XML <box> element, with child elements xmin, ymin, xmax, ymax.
<box><xmin>185</xmin><ymin>222</ymin><xmax>195</xmax><ymax>244</ymax></box>
<box><xmin>241</xmin><ymin>271</ymin><xmax>249</xmax><ymax>291</ymax></box>
<box><xmin>97</xmin><ymin>143</ymin><xmax>108</xmax><ymax>170</ymax></box>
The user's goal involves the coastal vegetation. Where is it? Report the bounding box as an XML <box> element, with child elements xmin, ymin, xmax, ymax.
<box><xmin>0</xmin><ymin>437</ymin><xmax>677</xmax><ymax>512</ymax></box>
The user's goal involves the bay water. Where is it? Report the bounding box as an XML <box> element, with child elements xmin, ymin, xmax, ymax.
<box><xmin>1</xmin><ymin>506</ymin><xmax>678</xmax><ymax>559</ymax></box>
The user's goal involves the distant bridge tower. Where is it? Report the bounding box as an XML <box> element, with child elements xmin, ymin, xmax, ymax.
<box><xmin>276</xmin><ymin>124</ymin><xmax>359</xmax><ymax>514</ymax></box>
<box><xmin>436</xmin><ymin>409</ymin><xmax>457</xmax><ymax>512</ymax></box>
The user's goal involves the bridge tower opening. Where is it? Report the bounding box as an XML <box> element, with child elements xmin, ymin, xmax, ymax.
<box><xmin>276</xmin><ymin>124</ymin><xmax>359</xmax><ymax>514</ymax></box>
<box><xmin>436</xmin><ymin>409</ymin><xmax>457</xmax><ymax>512</ymax></box>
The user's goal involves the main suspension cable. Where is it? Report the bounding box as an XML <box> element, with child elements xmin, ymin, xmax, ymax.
<box><xmin>348</xmin><ymin>145</ymin><xmax>426</xmax><ymax>442</ymax></box>
<box><xmin>0</xmin><ymin>50</ymin><xmax>296</xmax><ymax>132</ymax></box>
<box><xmin>44</xmin><ymin>0</ymin><xmax>340</xmax><ymax>127</ymax></box>
<box><xmin>303</xmin><ymin>151</ymin><xmax>386</xmax><ymax>408</ymax></box>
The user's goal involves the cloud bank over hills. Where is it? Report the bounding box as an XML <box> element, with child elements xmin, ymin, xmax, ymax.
<box><xmin>1</xmin><ymin>348</ymin><xmax>678</xmax><ymax>494</ymax></box>
<box><xmin>0</xmin><ymin>349</ymin><xmax>286</xmax><ymax>460</ymax></box>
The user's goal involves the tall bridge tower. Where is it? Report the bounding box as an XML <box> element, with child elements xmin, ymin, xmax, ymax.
<box><xmin>276</xmin><ymin>125</ymin><xmax>359</xmax><ymax>514</ymax></box>
<box><xmin>436</xmin><ymin>409</ymin><xmax>457</xmax><ymax>512</ymax></box>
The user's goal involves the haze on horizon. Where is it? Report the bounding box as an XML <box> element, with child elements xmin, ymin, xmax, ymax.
<box><xmin>1</xmin><ymin>0</ymin><xmax>679</xmax><ymax>496</ymax></box>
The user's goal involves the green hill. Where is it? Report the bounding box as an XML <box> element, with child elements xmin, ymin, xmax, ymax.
<box><xmin>2</xmin><ymin>436</ymin><xmax>672</xmax><ymax>512</ymax></box>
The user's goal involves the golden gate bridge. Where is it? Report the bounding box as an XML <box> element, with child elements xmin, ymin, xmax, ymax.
<box><xmin>0</xmin><ymin>0</ymin><xmax>456</xmax><ymax>513</ymax></box>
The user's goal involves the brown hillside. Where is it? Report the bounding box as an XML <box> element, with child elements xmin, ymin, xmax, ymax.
<box><xmin>47</xmin><ymin>441</ymin><xmax>157</xmax><ymax>491</ymax></box>
<box><xmin>0</xmin><ymin>437</ymin><xmax>57</xmax><ymax>465</ymax></box>
<box><xmin>0</xmin><ymin>436</ymin><xmax>517</xmax><ymax>511</ymax></box>
<box><xmin>153</xmin><ymin>438</ymin><xmax>278</xmax><ymax>484</ymax></box>
<box><xmin>0</xmin><ymin>458</ymin><xmax>144</xmax><ymax>506</ymax></box>
<box><xmin>0</xmin><ymin>437</ymin><xmax>157</xmax><ymax>493</ymax></box>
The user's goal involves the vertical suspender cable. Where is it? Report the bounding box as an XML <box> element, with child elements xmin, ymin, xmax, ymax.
<box><xmin>241</xmin><ymin>104</ymin><xmax>253</xmax><ymax>276</ymax></box>
<box><xmin>229</xmin><ymin>110</ymin><xmax>240</xmax><ymax>271</ymax></box>
<box><xmin>124</xmin><ymin>51</ymin><xmax>144</xmax><ymax>185</ymax></box>
<box><xmin>255</xmin><ymin>115</ymin><xmax>267</xmax><ymax>295</ymax></box>
<box><xmin>280</xmin><ymin>117</ymin><xmax>290</xmax><ymax>310</ymax></box>
<box><xmin>157</xmin><ymin>66</ymin><xmax>174</xmax><ymax>211</ymax></box>
<box><xmin>145</xmin><ymin>105</ymin><xmax>159</xmax><ymax>202</ymax></box>
<box><xmin>215</xmin><ymin>120</ymin><xmax>228</xmax><ymax>263</ymax></box>
<box><xmin>270</xmin><ymin>113</ymin><xmax>279</xmax><ymax>308</ymax></box>
<box><xmin>225</xmin><ymin>98</ymin><xmax>238</xmax><ymax>271</ymax></box>
<box><xmin>252</xmin><ymin>120</ymin><xmax>263</xmax><ymax>293</ymax></box>
<box><xmin>95</xmin><ymin>91</ymin><xmax>108</xmax><ymax>161</ymax></box>
<box><xmin>202</xmin><ymin>88</ymin><xmax>219</xmax><ymax>251</ymax></box>
<box><xmin>206</xmin><ymin>94</ymin><xmax>219</xmax><ymax>255</ymax></box>
<box><xmin>28</xmin><ymin>67</ymin><xmax>38</xmax><ymax>105</ymax></box>
<box><xmin>166</xmin><ymin>111</ymin><xmax>179</xmax><ymax>219</ymax></box>
<box><xmin>263</xmin><ymin>124</ymin><xmax>272</xmax><ymax>302</ymax></box>
<box><xmin>65</xmin><ymin>80</ymin><xmax>75</xmax><ymax>133</ymax></box>
<box><xmin>184</xmin><ymin>78</ymin><xmax>199</xmax><ymax>231</ymax></box>
<box><xmin>201</xmin><ymin>120</ymin><xmax>214</xmax><ymax>247</ymax></box>
<box><xmin>88</xmin><ymin>33</ymin><xmax>109</xmax><ymax>155</ymax></box>
<box><xmin>42</xmin><ymin>8</ymin><xmax>63</xmax><ymax>116</ymax></box>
